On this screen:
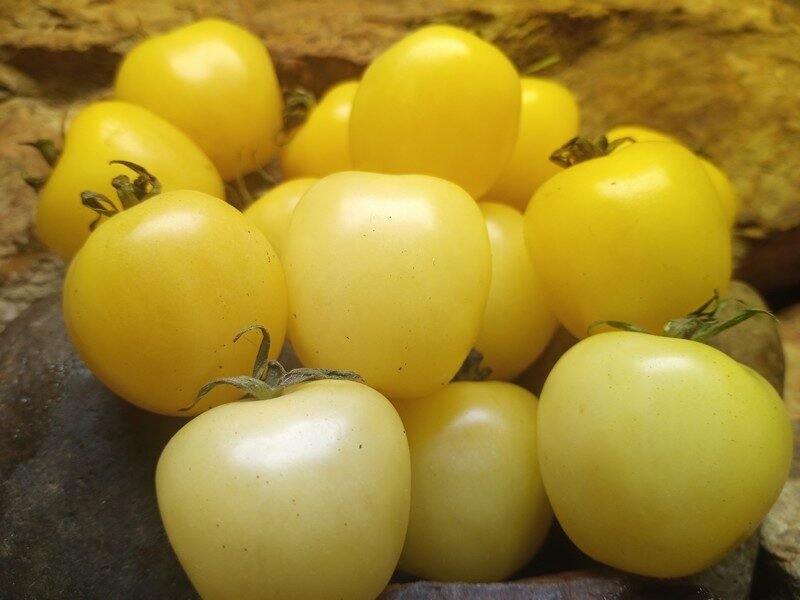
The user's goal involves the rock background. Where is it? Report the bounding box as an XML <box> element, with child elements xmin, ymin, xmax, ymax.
<box><xmin>1</xmin><ymin>0</ymin><xmax>800</xmax><ymax>597</ymax></box>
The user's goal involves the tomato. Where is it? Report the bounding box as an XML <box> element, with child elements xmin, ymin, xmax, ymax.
<box><xmin>63</xmin><ymin>190</ymin><xmax>288</xmax><ymax>416</ymax></box>
<box><xmin>349</xmin><ymin>25</ymin><xmax>520</xmax><ymax>198</ymax></box>
<box><xmin>393</xmin><ymin>381</ymin><xmax>552</xmax><ymax>582</ymax></box>
<box><xmin>475</xmin><ymin>202</ymin><xmax>557</xmax><ymax>380</ymax></box>
<box><xmin>157</xmin><ymin>379</ymin><xmax>410</xmax><ymax>600</ymax></box>
<box><xmin>115</xmin><ymin>18</ymin><xmax>283</xmax><ymax>182</ymax></box>
<box><xmin>34</xmin><ymin>101</ymin><xmax>224</xmax><ymax>260</ymax></box>
<box><xmin>243</xmin><ymin>177</ymin><xmax>317</xmax><ymax>260</ymax></box>
<box><xmin>537</xmin><ymin>331</ymin><xmax>792</xmax><ymax>577</ymax></box>
<box><xmin>606</xmin><ymin>125</ymin><xmax>739</xmax><ymax>225</ymax></box>
<box><xmin>523</xmin><ymin>140</ymin><xmax>731</xmax><ymax>339</ymax></box>
<box><xmin>482</xmin><ymin>77</ymin><xmax>580</xmax><ymax>211</ymax></box>
<box><xmin>279</xmin><ymin>81</ymin><xmax>358</xmax><ymax>178</ymax></box>
<box><xmin>283</xmin><ymin>171</ymin><xmax>491</xmax><ymax>400</ymax></box>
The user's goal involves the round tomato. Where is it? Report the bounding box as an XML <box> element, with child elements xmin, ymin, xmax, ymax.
<box><xmin>606</xmin><ymin>125</ymin><xmax>738</xmax><ymax>225</ymax></box>
<box><xmin>483</xmin><ymin>77</ymin><xmax>580</xmax><ymax>211</ymax></box>
<box><xmin>63</xmin><ymin>190</ymin><xmax>288</xmax><ymax>416</ymax></box>
<box><xmin>349</xmin><ymin>25</ymin><xmax>520</xmax><ymax>199</ymax></box>
<box><xmin>280</xmin><ymin>80</ymin><xmax>358</xmax><ymax>178</ymax></box>
<box><xmin>34</xmin><ymin>101</ymin><xmax>224</xmax><ymax>260</ymax></box>
<box><xmin>523</xmin><ymin>140</ymin><xmax>732</xmax><ymax>339</ymax></box>
<box><xmin>157</xmin><ymin>379</ymin><xmax>410</xmax><ymax>600</ymax></box>
<box><xmin>475</xmin><ymin>202</ymin><xmax>557</xmax><ymax>381</ymax></box>
<box><xmin>243</xmin><ymin>177</ymin><xmax>317</xmax><ymax>260</ymax></box>
<box><xmin>283</xmin><ymin>171</ymin><xmax>491</xmax><ymax>400</ymax></box>
<box><xmin>115</xmin><ymin>18</ymin><xmax>283</xmax><ymax>181</ymax></box>
<box><xmin>394</xmin><ymin>381</ymin><xmax>552</xmax><ymax>582</ymax></box>
<box><xmin>537</xmin><ymin>331</ymin><xmax>792</xmax><ymax>577</ymax></box>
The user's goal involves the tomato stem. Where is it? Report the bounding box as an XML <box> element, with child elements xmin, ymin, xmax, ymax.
<box><xmin>522</xmin><ymin>53</ymin><xmax>561</xmax><ymax>75</ymax></box>
<box><xmin>452</xmin><ymin>348</ymin><xmax>492</xmax><ymax>382</ymax></box>
<box><xmin>180</xmin><ymin>325</ymin><xmax>364</xmax><ymax>412</ymax></box>
<box><xmin>80</xmin><ymin>160</ymin><xmax>162</xmax><ymax>229</ymax></box>
<box><xmin>550</xmin><ymin>135</ymin><xmax>634</xmax><ymax>168</ymax></box>
<box><xmin>279</xmin><ymin>86</ymin><xmax>317</xmax><ymax>143</ymax></box>
<box><xmin>590</xmin><ymin>291</ymin><xmax>776</xmax><ymax>342</ymax></box>
<box><xmin>20</xmin><ymin>139</ymin><xmax>60</xmax><ymax>167</ymax></box>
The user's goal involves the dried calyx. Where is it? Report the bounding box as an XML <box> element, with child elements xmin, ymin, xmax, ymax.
<box><xmin>81</xmin><ymin>160</ymin><xmax>161</xmax><ymax>230</ymax></box>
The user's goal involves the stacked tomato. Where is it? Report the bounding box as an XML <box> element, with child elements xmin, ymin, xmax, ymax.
<box><xmin>35</xmin><ymin>18</ymin><xmax>792</xmax><ymax>599</ymax></box>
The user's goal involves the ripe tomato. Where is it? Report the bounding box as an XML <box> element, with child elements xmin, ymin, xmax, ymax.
<box><xmin>537</xmin><ymin>331</ymin><xmax>792</xmax><ymax>577</ymax></box>
<box><xmin>394</xmin><ymin>381</ymin><xmax>552</xmax><ymax>582</ymax></box>
<box><xmin>349</xmin><ymin>25</ymin><xmax>520</xmax><ymax>198</ymax></box>
<box><xmin>157</xmin><ymin>379</ymin><xmax>410</xmax><ymax>600</ymax></box>
<box><xmin>63</xmin><ymin>190</ymin><xmax>288</xmax><ymax>416</ymax></box>
<box><xmin>524</xmin><ymin>140</ymin><xmax>732</xmax><ymax>339</ymax></box>
<box><xmin>475</xmin><ymin>202</ymin><xmax>557</xmax><ymax>381</ymax></box>
<box><xmin>279</xmin><ymin>81</ymin><xmax>358</xmax><ymax>178</ymax></box>
<box><xmin>483</xmin><ymin>77</ymin><xmax>580</xmax><ymax>211</ymax></box>
<box><xmin>283</xmin><ymin>172</ymin><xmax>491</xmax><ymax>400</ymax></box>
<box><xmin>34</xmin><ymin>101</ymin><xmax>224</xmax><ymax>260</ymax></box>
<box><xmin>115</xmin><ymin>19</ymin><xmax>283</xmax><ymax>181</ymax></box>
<box><xmin>243</xmin><ymin>177</ymin><xmax>317</xmax><ymax>260</ymax></box>
<box><xmin>606</xmin><ymin>124</ymin><xmax>739</xmax><ymax>225</ymax></box>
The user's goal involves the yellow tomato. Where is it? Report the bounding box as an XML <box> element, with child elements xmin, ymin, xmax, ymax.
<box><xmin>63</xmin><ymin>190</ymin><xmax>288</xmax><ymax>416</ymax></box>
<box><xmin>524</xmin><ymin>140</ymin><xmax>731</xmax><ymax>339</ymax></box>
<box><xmin>483</xmin><ymin>77</ymin><xmax>580</xmax><ymax>211</ymax></box>
<box><xmin>280</xmin><ymin>81</ymin><xmax>358</xmax><ymax>178</ymax></box>
<box><xmin>35</xmin><ymin>101</ymin><xmax>224</xmax><ymax>260</ymax></box>
<box><xmin>394</xmin><ymin>381</ymin><xmax>552</xmax><ymax>582</ymax></box>
<box><xmin>283</xmin><ymin>172</ymin><xmax>491</xmax><ymax>400</ymax></box>
<box><xmin>606</xmin><ymin>124</ymin><xmax>738</xmax><ymax>225</ymax></box>
<box><xmin>243</xmin><ymin>178</ymin><xmax>317</xmax><ymax>260</ymax></box>
<box><xmin>538</xmin><ymin>332</ymin><xmax>792</xmax><ymax>577</ymax></box>
<box><xmin>475</xmin><ymin>202</ymin><xmax>557</xmax><ymax>380</ymax></box>
<box><xmin>157</xmin><ymin>379</ymin><xmax>410</xmax><ymax>600</ymax></box>
<box><xmin>115</xmin><ymin>19</ymin><xmax>283</xmax><ymax>181</ymax></box>
<box><xmin>349</xmin><ymin>25</ymin><xmax>520</xmax><ymax>198</ymax></box>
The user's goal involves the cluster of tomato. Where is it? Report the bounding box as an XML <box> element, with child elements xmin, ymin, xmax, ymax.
<box><xmin>32</xmin><ymin>17</ymin><xmax>793</xmax><ymax>599</ymax></box>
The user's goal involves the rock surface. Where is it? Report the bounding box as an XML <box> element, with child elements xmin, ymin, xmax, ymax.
<box><xmin>2</xmin><ymin>0</ymin><xmax>800</xmax><ymax>329</ymax></box>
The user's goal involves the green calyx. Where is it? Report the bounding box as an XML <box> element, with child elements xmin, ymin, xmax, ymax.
<box><xmin>452</xmin><ymin>348</ymin><xmax>492</xmax><ymax>382</ymax></box>
<box><xmin>550</xmin><ymin>134</ymin><xmax>633</xmax><ymax>168</ymax></box>
<box><xmin>81</xmin><ymin>160</ymin><xmax>161</xmax><ymax>230</ymax></box>
<box><xmin>280</xmin><ymin>86</ymin><xmax>317</xmax><ymax>142</ymax></box>
<box><xmin>589</xmin><ymin>291</ymin><xmax>776</xmax><ymax>342</ymax></box>
<box><xmin>20</xmin><ymin>139</ymin><xmax>61</xmax><ymax>191</ymax></box>
<box><xmin>180</xmin><ymin>325</ymin><xmax>364</xmax><ymax>412</ymax></box>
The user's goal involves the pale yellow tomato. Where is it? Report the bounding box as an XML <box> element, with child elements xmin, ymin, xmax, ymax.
<box><xmin>35</xmin><ymin>101</ymin><xmax>224</xmax><ymax>260</ymax></box>
<box><xmin>475</xmin><ymin>202</ymin><xmax>557</xmax><ymax>380</ymax></box>
<box><xmin>538</xmin><ymin>332</ymin><xmax>792</xmax><ymax>577</ymax></box>
<box><xmin>483</xmin><ymin>77</ymin><xmax>580</xmax><ymax>211</ymax></box>
<box><xmin>280</xmin><ymin>81</ymin><xmax>358</xmax><ymax>178</ymax></box>
<box><xmin>283</xmin><ymin>171</ymin><xmax>492</xmax><ymax>400</ymax></box>
<box><xmin>243</xmin><ymin>178</ymin><xmax>317</xmax><ymax>259</ymax></box>
<box><xmin>394</xmin><ymin>381</ymin><xmax>552</xmax><ymax>582</ymax></box>
<box><xmin>63</xmin><ymin>190</ymin><xmax>288</xmax><ymax>416</ymax></box>
<box><xmin>350</xmin><ymin>25</ymin><xmax>520</xmax><ymax>198</ymax></box>
<box><xmin>157</xmin><ymin>379</ymin><xmax>410</xmax><ymax>600</ymax></box>
<box><xmin>115</xmin><ymin>19</ymin><xmax>283</xmax><ymax>181</ymax></box>
<box><xmin>524</xmin><ymin>141</ymin><xmax>731</xmax><ymax>339</ymax></box>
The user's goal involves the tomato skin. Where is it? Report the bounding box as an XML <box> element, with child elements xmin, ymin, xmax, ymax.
<box><xmin>34</xmin><ymin>101</ymin><xmax>224</xmax><ymax>260</ymax></box>
<box><xmin>115</xmin><ymin>18</ymin><xmax>283</xmax><ymax>181</ymax></box>
<box><xmin>63</xmin><ymin>190</ymin><xmax>288</xmax><ymax>416</ymax></box>
<box><xmin>394</xmin><ymin>381</ymin><xmax>552</xmax><ymax>582</ymax></box>
<box><xmin>606</xmin><ymin>124</ymin><xmax>738</xmax><ymax>225</ymax></box>
<box><xmin>523</xmin><ymin>140</ymin><xmax>732</xmax><ymax>339</ymax></box>
<box><xmin>349</xmin><ymin>25</ymin><xmax>520</xmax><ymax>198</ymax></box>
<box><xmin>280</xmin><ymin>81</ymin><xmax>358</xmax><ymax>178</ymax></box>
<box><xmin>157</xmin><ymin>379</ymin><xmax>410</xmax><ymax>600</ymax></box>
<box><xmin>243</xmin><ymin>177</ymin><xmax>317</xmax><ymax>260</ymax></box>
<box><xmin>283</xmin><ymin>171</ymin><xmax>491</xmax><ymax>401</ymax></box>
<box><xmin>483</xmin><ymin>77</ymin><xmax>580</xmax><ymax>211</ymax></box>
<box><xmin>538</xmin><ymin>332</ymin><xmax>792</xmax><ymax>578</ymax></box>
<box><xmin>475</xmin><ymin>202</ymin><xmax>557</xmax><ymax>380</ymax></box>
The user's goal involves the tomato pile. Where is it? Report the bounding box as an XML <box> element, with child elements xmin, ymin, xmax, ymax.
<box><xmin>32</xmin><ymin>17</ymin><xmax>793</xmax><ymax>599</ymax></box>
